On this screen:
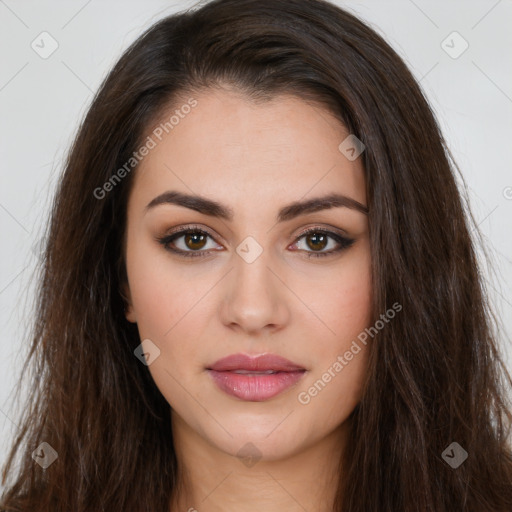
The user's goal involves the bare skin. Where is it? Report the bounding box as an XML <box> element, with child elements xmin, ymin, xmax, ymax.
<box><xmin>122</xmin><ymin>86</ymin><xmax>372</xmax><ymax>512</ymax></box>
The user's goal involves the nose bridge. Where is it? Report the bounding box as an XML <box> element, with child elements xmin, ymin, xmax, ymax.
<box><xmin>220</xmin><ymin>235</ymin><xmax>289</xmax><ymax>333</ymax></box>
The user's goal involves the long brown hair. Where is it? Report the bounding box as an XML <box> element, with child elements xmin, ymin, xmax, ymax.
<box><xmin>1</xmin><ymin>0</ymin><xmax>511</xmax><ymax>510</ymax></box>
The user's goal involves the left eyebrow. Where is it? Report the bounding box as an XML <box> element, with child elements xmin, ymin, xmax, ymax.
<box><xmin>144</xmin><ymin>190</ymin><xmax>369</xmax><ymax>221</ymax></box>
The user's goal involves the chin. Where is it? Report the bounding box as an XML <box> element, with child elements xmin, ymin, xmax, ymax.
<box><xmin>202</xmin><ymin>419</ymin><xmax>311</xmax><ymax>462</ymax></box>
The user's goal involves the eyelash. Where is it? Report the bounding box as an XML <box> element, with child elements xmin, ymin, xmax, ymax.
<box><xmin>156</xmin><ymin>224</ymin><xmax>355</xmax><ymax>259</ymax></box>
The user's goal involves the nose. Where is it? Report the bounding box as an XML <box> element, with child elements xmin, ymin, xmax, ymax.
<box><xmin>219</xmin><ymin>244</ymin><xmax>290</xmax><ymax>336</ymax></box>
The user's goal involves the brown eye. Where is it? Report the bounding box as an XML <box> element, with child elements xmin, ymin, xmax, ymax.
<box><xmin>293</xmin><ymin>228</ymin><xmax>355</xmax><ymax>258</ymax></box>
<box><xmin>305</xmin><ymin>232</ymin><xmax>329</xmax><ymax>251</ymax></box>
<box><xmin>157</xmin><ymin>226</ymin><xmax>221</xmax><ymax>258</ymax></box>
<box><xmin>184</xmin><ymin>232</ymin><xmax>208</xmax><ymax>250</ymax></box>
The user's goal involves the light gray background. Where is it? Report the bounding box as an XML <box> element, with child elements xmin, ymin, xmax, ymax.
<box><xmin>1</xmin><ymin>0</ymin><xmax>511</xmax><ymax>472</ymax></box>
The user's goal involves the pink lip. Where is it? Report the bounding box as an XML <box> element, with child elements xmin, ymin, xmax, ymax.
<box><xmin>206</xmin><ymin>353</ymin><xmax>306</xmax><ymax>402</ymax></box>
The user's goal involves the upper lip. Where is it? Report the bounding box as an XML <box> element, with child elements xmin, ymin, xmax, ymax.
<box><xmin>207</xmin><ymin>353</ymin><xmax>305</xmax><ymax>372</ymax></box>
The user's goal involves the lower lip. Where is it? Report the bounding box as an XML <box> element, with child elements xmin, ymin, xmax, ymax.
<box><xmin>207</xmin><ymin>370</ymin><xmax>306</xmax><ymax>401</ymax></box>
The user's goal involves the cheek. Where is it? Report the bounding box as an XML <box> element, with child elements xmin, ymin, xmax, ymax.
<box><xmin>328</xmin><ymin>271</ymin><xmax>373</xmax><ymax>342</ymax></box>
<box><xmin>295</xmin><ymin>244</ymin><xmax>373</xmax><ymax>350</ymax></box>
<box><xmin>126</xmin><ymin>238</ymin><xmax>205</xmax><ymax>337</ymax></box>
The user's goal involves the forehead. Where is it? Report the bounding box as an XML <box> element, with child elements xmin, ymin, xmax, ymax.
<box><xmin>130</xmin><ymin>88</ymin><xmax>366</xmax><ymax>212</ymax></box>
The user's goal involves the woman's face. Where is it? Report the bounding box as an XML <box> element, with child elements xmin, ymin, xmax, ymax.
<box><xmin>123</xmin><ymin>87</ymin><xmax>372</xmax><ymax>461</ymax></box>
